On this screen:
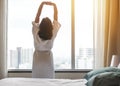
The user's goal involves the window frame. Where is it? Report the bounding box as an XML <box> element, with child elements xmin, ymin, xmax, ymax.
<box><xmin>7</xmin><ymin>0</ymin><xmax>94</xmax><ymax>72</ymax></box>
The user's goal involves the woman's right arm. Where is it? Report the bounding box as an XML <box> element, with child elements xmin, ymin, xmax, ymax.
<box><xmin>35</xmin><ymin>2</ymin><xmax>45</xmax><ymax>23</ymax></box>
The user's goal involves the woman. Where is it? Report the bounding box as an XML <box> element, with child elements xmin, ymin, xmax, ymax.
<box><xmin>32</xmin><ymin>1</ymin><xmax>61</xmax><ymax>78</ymax></box>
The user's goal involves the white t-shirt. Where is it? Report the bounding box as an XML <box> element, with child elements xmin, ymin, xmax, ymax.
<box><xmin>32</xmin><ymin>20</ymin><xmax>61</xmax><ymax>51</ymax></box>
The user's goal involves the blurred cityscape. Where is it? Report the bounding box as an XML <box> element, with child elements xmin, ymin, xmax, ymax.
<box><xmin>9</xmin><ymin>47</ymin><xmax>33</xmax><ymax>69</ymax></box>
<box><xmin>76</xmin><ymin>48</ymin><xmax>94</xmax><ymax>69</ymax></box>
<box><xmin>8</xmin><ymin>47</ymin><xmax>93</xmax><ymax>69</ymax></box>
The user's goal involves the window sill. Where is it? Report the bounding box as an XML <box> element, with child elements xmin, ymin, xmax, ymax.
<box><xmin>8</xmin><ymin>69</ymin><xmax>92</xmax><ymax>73</ymax></box>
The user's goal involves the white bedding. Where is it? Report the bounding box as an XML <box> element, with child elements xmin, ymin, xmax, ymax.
<box><xmin>0</xmin><ymin>78</ymin><xmax>87</xmax><ymax>86</ymax></box>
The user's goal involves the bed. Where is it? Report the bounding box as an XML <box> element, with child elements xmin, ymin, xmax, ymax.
<box><xmin>0</xmin><ymin>78</ymin><xmax>87</xmax><ymax>86</ymax></box>
<box><xmin>0</xmin><ymin>67</ymin><xmax>120</xmax><ymax>86</ymax></box>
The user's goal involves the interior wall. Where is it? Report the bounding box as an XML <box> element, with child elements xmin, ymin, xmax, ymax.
<box><xmin>8</xmin><ymin>72</ymin><xmax>87</xmax><ymax>79</ymax></box>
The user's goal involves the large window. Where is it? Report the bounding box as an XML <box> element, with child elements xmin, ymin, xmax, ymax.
<box><xmin>8</xmin><ymin>0</ymin><xmax>93</xmax><ymax>70</ymax></box>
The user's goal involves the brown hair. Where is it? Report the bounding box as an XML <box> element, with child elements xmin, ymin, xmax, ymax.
<box><xmin>38</xmin><ymin>17</ymin><xmax>53</xmax><ymax>40</ymax></box>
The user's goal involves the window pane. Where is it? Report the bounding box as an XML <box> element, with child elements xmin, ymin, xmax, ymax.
<box><xmin>8</xmin><ymin>0</ymin><xmax>71</xmax><ymax>69</ymax></box>
<box><xmin>75</xmin><ymin>0</ymin><xmax>94</xmax><ymax>69</ymax></box>
<box><xmin>52</xmin><ymin>0</ymin><xmax>71</xmax><ymax>69</ymax></box>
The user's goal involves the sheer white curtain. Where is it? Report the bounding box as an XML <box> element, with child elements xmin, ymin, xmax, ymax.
<box><xmin>0</xmin><ymin>0</ymin><xmax>7</xmax><ymax>79</ymax></box>
<box><xmin>93</xmin><ymin>0</ymin><xmax>105</xmax><ymax>69</ymax></box>
<box><xmin>93</xmin><ymin>0</ymin><xmax>120</xmax><ymax>68</ymax></box>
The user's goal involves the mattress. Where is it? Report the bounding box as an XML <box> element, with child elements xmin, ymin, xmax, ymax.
<box><xmin>0</xmin><ymin>78</ymin><xmax>87</xmax><ymax>86</ymax></box>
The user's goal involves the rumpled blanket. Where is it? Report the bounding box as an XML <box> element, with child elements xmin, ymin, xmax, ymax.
<box><xmin>93</xmin><ymin>72</ymin><xmax>120</xmax><ymax>86</ymax></box>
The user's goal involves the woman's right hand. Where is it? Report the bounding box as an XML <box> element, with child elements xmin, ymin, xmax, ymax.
<box><xmin>43</xmin><ymin>1</ymin><xmax>55</xmax><ymax>6</ymax></box>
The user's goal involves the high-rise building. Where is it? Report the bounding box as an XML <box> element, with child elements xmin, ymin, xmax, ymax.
<box><xmin>9</xmin><ymin>50</ymin><xmax>18</xmax><ymax>68</ymax></box>
<box><xmin>76</xmin><ymin>48</ymin><xmax>94</xmax><ymax>69</ymax></box>
<box><xmin>9</xmin><ymin>47</ymin><xmax>33</xmax><ymax>69</ymax></box>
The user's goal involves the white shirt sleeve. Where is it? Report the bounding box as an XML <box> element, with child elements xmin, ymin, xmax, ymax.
<box><xmin>52</xmin><ymin>20</ymin><xmax>61</xmax><ymax>39</ymax></box>
<box><xmin>32</xmin><ymin>21</ymin><xmax>39</xmax><ymax>35</ymax></box>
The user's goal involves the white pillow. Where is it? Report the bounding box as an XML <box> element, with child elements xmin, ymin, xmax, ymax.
<box><xmin>117</xmin><ymin>63</ymin><xmax>120</xmax><ymax>68</ymax></box>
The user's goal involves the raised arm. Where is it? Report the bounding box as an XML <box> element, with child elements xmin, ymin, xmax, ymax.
<box><xmin>45</xmin><ymin>2</ymin><xmax>58</xmax><ymax>21</ymax></box>
<box><xmin>53</xmin><ymin>3</ymin><xmax>58</xmax><ymax>21</ymax></box>
<box><xmin>35</xmin><ymin>2</ymin><xmax>58</xmax><ymax>23</ymax></box>
<box><xmin>35</xmin><ymin>2</ymin><xmax>45</xmax><ymax>23</ymax></box>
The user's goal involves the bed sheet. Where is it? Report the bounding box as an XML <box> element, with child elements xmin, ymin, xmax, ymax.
<box><xmin>0</xmin><ymin>78</ymin><xmax>87</xmax><ymax>86</ymax></box>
